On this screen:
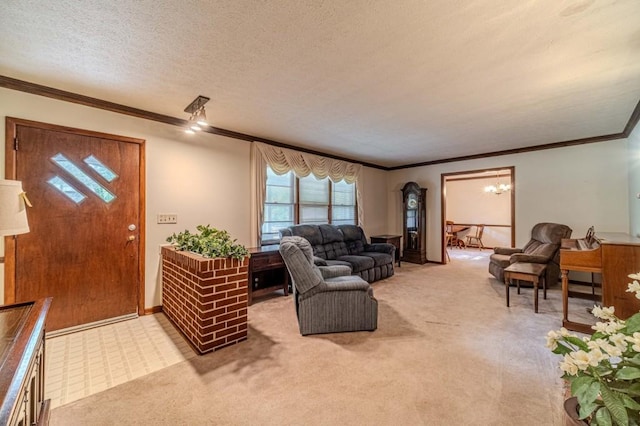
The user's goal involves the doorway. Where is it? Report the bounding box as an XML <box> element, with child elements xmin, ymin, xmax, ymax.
<box><xmin>441</xmin><ymin>167</ymin><xmax>515</xmax><ymax>264</ymax></box>
<box><xmin>4</xmin><ymin>118</ymin><xmax>146</xmax><ymax>332</ymax></box>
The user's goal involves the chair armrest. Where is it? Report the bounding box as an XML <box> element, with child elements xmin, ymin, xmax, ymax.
<box><xmin>313</xmin><ymin>256</ymin><xmax>328</xmax><ymax>266</ymax></box>
<box><xmin>319</xmin><ymin>277</ymin><xmax>371</xmax><ymax>292</ymax></box>
<box><xmin>319</xmin><ymin>265</ymin><xmax>352</xmax><ymax>279</ymax></box>
<box><xmin>510</xmin><ymin>253</ymin><xmax>549</xmax><ymax>264</ymax></box>
<box><xmin>494</xmin><ymin>247</ymin><xmax>522</xmax><ymax>255</ymax></box>
<box><xmin>364</xmin><ymin>243</ymin><xmax>395</xmax><ymax>255</ymax></box>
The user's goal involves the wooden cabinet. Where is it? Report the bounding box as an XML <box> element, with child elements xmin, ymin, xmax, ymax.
<box><xmin>370</xmin><ymin>235</ymin><xmax>402</xmax><ymax>266</ymax></box>
<box><xmin>248</xmin><ymin>245</ymin><xmax>289</xmax><ymax>304</ymax></box>
<box><xmin>0</xmin><ymin>298</ymin><xmax>52</xmax><ymax>426</ymax></box>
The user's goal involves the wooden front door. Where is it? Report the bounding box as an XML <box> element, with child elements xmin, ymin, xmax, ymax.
<box><xmin>5</xmin><ymin>118</ymin><xmax>145</xmax><ymax>331</ymax></box>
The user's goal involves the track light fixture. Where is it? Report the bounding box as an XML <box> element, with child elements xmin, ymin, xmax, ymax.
<box><xmin>183</xmin><ymin>95</ymin><xmax>210</xmax><ymax>134</ymax></box>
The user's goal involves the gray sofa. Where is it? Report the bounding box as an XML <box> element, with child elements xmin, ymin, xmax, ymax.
<box><xmin>279</xmin><ymin>224</ymin><xmax>395</xmax><ymax>283</ymax></box>
<box><xmin>279</xmin><ymin>236</ymin><xmax>378</xmax><ymax>335</ymax></box>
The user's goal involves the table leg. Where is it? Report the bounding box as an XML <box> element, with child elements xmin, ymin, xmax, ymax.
<box><xmin>561</xmin><ymin>269</ymin><xmax>569</xmax><ymax>323</ymax></box>
<box><xmin>517</xmin><ymin>279</ymin><xmax>520</xmax><ymax>295</ymax></box>
<box><xmin>543</xmin><ymin>275</ymin><xmax>547</xmax><ymax>300</ymax></box>
<box><xmin>534</xmin><ymin>277</ymin><xmax>539</xmax><ymax>313</ymax></box>
<box><xmin>283</xmin><ymin>273</ymin><xmax>289</xmax><ymax>297</ymax></box>
<box><xmin>504</xmin><ymin>274</ymin><xmax>510</xmax><ymax>307</ymax></box>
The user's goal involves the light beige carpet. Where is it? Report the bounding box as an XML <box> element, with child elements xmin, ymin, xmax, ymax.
<box><xmin>50</xmin><ymin>250</ymin><xmax>595</xmax><ymax>425</ymax></box>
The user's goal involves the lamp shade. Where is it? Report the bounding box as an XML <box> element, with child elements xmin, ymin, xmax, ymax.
<box><xmin>0</xmin><ymin>180</ymin><xmax>30</xmax><ymax>236</ymax></box>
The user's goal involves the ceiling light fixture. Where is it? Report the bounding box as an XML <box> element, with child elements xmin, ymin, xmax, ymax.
<box><xmin>484</xmin><ymin>173</ymin><xmax>511</xmax><ymax>195</ymax></box>
<box><xmin>183</xmin><ymin>95</ymin><xmax>210</xmax><ymax>134</ymax></box>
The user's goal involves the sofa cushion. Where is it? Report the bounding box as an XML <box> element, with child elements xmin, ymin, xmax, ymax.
<box><xmin>360</xmin><ymin>251</ymin><xmax>393</xmax><ymax>267</ymax></box>
<box><xmin>530</xmin><ymin>222</ymin><xmax>572</xmax><ymax>244</ymax></box>
<box><xmin>325</xmin><ymin>259</ymin><xmax>353</xmax><ymax>270</ymax></box>
<box><xmin>317</xmin><ymin>242</ymin><xmax>349</xmax><ymax>260</ymax></box>
<box><xmin>279</xmin><ymin>237</ymin><xmax>324</xmax><ymax>294</ymax></box>
<box><xmin>522</xmin><ymin>240</ymin><xmax>557</xmax><ymax>259</ymax></box>
<box><xmin>345</xmin><ymin>240</ymin><xmax>365</xmax><ymax>255</ymax></box>
<box><xmin>338</xmin><ymin>225</ymin><xmax>366</xmax><ymax>255</ymax></box>
<box><xmin>338</xmin><ymin>224</ymin><xmax>365</xmax><ymax>242</ymax></box>
<box><xmin>489</xmin><ymin>253</ymin><xmax>511</xmax><ymax>268</ymax></box>
<box><xmin>287</xmin><ymin>224</ymin><xmax>323</xmax><ymax>245</ymax></box>
<box><xmin>336</xmin><ymin>255</ymin><xmax>375</xmax><ymax>273</ymax></box>
<box><xmin>313</xmin><ymin>256</ymin><xmax>328</xmax><ymax>266</ymax></box>
<box><xmin>319</xmin><ymin>224</ymin><xmax>343</xmax><ymax>244</ymax></box>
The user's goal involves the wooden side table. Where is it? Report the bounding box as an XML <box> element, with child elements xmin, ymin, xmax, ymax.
<box><xmin>248</xmin><ymin>245</ymin><xmax>289</xmax><ymax>304</ymax></box>
<box><xmin>370</xmin><ymin>235</ymin><xmax>401</xmax><ymax>267</ymax></box>
<box><xmin>504</xmin><ymin>263</ymin><xmax>547</xmax><ymax>313</ymax></box>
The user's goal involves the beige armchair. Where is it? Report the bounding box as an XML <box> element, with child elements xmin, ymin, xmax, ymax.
<box><xmin>488</xmin><ymin>222</ymin><xmax>572</xmax><ymax>286</ymax></box>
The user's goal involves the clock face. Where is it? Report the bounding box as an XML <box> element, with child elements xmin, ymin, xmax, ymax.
<box><xmin>407</xmin><ymin>194</ymin><xmax>418</xmax><ymax>209</ymax></box>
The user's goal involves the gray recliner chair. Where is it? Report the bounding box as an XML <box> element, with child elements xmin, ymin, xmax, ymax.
<box><xmin>488</xmin><ymin>222</ymin><xmax>572</xmax><ymax>286</ymax></box>
<box><xmin>279</xmin><ymin>236</ymin><xmax>378</xmax><ymax>335</ymax></box>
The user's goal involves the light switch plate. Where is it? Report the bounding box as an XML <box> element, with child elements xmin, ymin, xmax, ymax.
<box><xmin>157</xmin><ymin>214</ymin><xmax>177</xmax><ymax>224</ymax></box>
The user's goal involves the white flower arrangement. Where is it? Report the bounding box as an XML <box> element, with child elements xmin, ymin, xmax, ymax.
<box><xmin>547</xmin><ymin>272</ymin><xmax>640</xmax><ymax>425</ymax></box>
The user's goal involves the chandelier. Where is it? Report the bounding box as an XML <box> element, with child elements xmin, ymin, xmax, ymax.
<box><xmin>484</xmin><ymin>173</ymin><xmax>511</xmax><ymax>195</ymax></box>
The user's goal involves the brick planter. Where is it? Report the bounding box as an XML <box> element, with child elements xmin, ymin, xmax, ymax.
<box><xmin>161</xmin><ymin>246</ymin><xmax>249</xmax><ymax>354</ymax></box>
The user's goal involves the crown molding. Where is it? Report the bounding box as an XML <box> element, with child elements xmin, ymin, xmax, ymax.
<box><xmin>388</xmin><ymin>99</ymin><xmax>640</xmax><ymax>170</ymax></box>
<box><xmin>1</xmin><ymin>75</ymin><xmax>638</xmax><ymax>171</ymax></box>
<box><xmin>0</xmin><ymin>75</ymin><xmax>387</xmax><ymax>170</ymax></box>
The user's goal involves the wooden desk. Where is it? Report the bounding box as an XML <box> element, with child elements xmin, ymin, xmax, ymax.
<box><xmin>370</xmin><ymin>235</ymin><xmax>401</xmax><ymax>266</ymax></box>
<box><xmin>504</xmin><ymin>263</ymin><xmax>547</xmax><ymax>313</ymax></box>
<box><xmin>248</xmin><ymin>245</ymin><xmax>289</xmax><ymax>304</ymax></box>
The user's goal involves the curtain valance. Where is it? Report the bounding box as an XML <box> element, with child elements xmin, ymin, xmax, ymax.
<box><xmin>250</xmin><ymin>142</ymin><xmax>365</xmax><ymax>247</ymax></box>
<box><xmin>254</xmin><ymin>142</ymin><xmax>362</xmax><ymax>183</ymax></box>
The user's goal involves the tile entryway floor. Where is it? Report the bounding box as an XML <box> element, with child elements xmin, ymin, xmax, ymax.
<box><xmin>45</xmin><ymin>313</ymin><xmax>196</xmax><ymax>408</ymax></box>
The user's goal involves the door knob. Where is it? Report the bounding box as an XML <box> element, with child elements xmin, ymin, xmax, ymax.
<box><xmin>128</xmin><ymin>224</ymin><xmax>137</xmax><ymax>231</ymax></box>
<box><xmin>128</xmin><ymin>235</ymin><xmax>136</xmax><ymax>241</ymax></box>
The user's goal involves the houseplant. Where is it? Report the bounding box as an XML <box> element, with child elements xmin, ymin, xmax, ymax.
<box><xmin>166</xmin><ymin>224</ymin><xmax>248</xmax><ymax>260</ymax></box>
<box><xmin>547</xmin><ymin>272</ymin><xmax>640</xmax><ymax>425</ymax></box>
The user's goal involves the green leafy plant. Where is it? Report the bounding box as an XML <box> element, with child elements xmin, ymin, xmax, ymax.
<box><xmin>166</xmin><ymin>225</ymin><xmax>249</xmax><ymax>260</ymax></box>
<box><xmin>547</xmin><ymin>272</ymin><xmax>640</xmax><ymax>425</ymax></box>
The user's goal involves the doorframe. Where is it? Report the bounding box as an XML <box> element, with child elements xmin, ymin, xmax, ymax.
<box><xmin>440</xmin><ymin>166</ymin><xmax>515</xmax><ymax>264</ymax></box>
<box><xmin>4</xmin><ymin>117</ymin><xmax>146</xmax><ymax>316</ymax></box>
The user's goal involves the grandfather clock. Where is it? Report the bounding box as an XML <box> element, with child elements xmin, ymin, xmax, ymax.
<box><xmin>401</xmin><ymin>182</ymin><xmax>427</xmax><ymax>264</ymax></box>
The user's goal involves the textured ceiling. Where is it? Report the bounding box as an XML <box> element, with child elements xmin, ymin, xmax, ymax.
<box><xmin>1</xmin><ymin>1</ymin><xmax>639</xmax><ymax>168</ymax></box>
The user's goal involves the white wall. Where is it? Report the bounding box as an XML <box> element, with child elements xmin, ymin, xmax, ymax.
<box><xmin>360</xmin><ymin>166</ymin><xmax>388</xmax><ymax>237</ymax></box>
<box><xmin>629</xmin><ymin>124</ymin><xmax>640</xmax><ymax>238</ymax></box>
<box><xmin>446</xmin><ymin>176</ymin><xmax>511</xmax><ymax>248</ymax></box>
<box><xmin>387</xmin><ymin>140</ymin><xmax>630</xmax><ymax>262</ymax></box>
<box><xmin>0</xmin><ymin>88</ymin><xmax>388</xmax><ymax>308</ymax></box>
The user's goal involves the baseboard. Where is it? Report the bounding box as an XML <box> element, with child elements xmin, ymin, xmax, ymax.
<box><xmin>47</xmin><ymin>313</ymin><xmax>138</xmax><ymax>338</ymax></box>
<box><xmin>144</xmin><ymin>306</ymin><xmax>163</xmax><ymax>315</ymax></box>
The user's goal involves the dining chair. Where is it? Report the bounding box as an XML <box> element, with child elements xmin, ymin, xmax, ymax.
<box><xmin>444</xmin><ymin>221</ymin><xmax>454</xmax><ymax>261</ymax></box>
<box><xmin>465</xmin><ymin>224</ymin><xmax>485</xmax><ymax>250</ymax></box>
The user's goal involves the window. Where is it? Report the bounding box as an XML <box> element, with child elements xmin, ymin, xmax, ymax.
<box><xmin>50</xmin><ymin>153</ymin><xmax>116</xmax><ymax>203</ymax></box>
<box><xmin>299</xmin><ymin>175</ymin><xmax>329</xmax><ymax>224</ymax></box>
<box><xmin>331</xmin><ymin>179</ymin><xmax>356</xmax><ymax>226</ymax></box>
<box><xmin>262</xmin><ymin>168</ymin><xmax>295</xmax><ymax>243</ymax></box>
<box><xmin>261</xmin><ymin>166</ymin><xmax>357</xmax><ymax>244</ymax></box>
